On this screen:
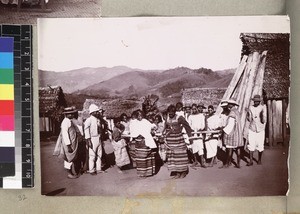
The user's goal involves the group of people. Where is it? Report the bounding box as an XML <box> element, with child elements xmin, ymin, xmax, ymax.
<box><xmin>54</xmin><ymin>94</ymin><xmax>267</xmax><ymax>180</ymax></box>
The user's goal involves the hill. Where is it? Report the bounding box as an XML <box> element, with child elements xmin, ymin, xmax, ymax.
<box><xmin>39</xmin><ymin>66</ymin><xmax>153</xmax><ymax>93</ymax></box>
<box><xmin>78</xmin><ymin>66</ymin><xmax>232</xmax><ymax>98</ymax></box>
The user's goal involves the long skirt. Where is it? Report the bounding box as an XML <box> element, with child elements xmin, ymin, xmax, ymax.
<box><xmin>128</xmin><ymin>140</ymin><xmax>136</xmax><ymax>167</ymax></box>
<box><xmin>166</xmin><ymin>133</ymin><xmax>189</xmax><ymax>172</ymax></box>
<box><xmin>135</xmin><ymin>140</ymin><xmax>156</xmax><ymax>177</ymax></box>
<box><xmin>112</xmin><ymin>139</ymin><xmax>130</xmax><ymax>167</ymax></box>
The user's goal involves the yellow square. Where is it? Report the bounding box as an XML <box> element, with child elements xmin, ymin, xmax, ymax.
<box><xmin>0</xmin><ymin>84</ymin><xmax>14</xmax><ymax>100</ymax></box>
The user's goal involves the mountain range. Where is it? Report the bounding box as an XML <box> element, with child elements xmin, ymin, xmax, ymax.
<box><xmin>39</xmin><ymin>66</ymin><xmax>235</xmax><ymax>99</ymax></box>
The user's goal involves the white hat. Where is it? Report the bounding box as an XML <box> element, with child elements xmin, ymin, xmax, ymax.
<box><xmin>220</xmin><ymin>100</ymin><xmax>228</xmax><ymax>107</ymax></box>
<box><xmin>227</xmin><ymin>99</ymin><xmax>239</xmax><ymax>106</ymax></box>
<box><xmin>89</xmin><ymin>104</ymin><xmax>100</xmax><ymax>114</ymax></box>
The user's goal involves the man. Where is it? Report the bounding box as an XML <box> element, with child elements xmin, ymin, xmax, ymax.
<box><xmin>221</xmin><ymin>99</ymin><xmax>243</xmax><ymax>168</ymax></box>
<box><xmin>246</xmin><ymin>94</ymin><xmax>267</xmax><ymax>166</ymax></box>
<box><xmin>60</xmin><ymin>106</ymin><xmax>79</xmax><ymax>179</ymax></box>
<box><xmin>188</xmin><ymin>103</ymin><xmax>206</xmax><ymax>168</ymax></box>
<box><xmin>205</xmin><ymin>105</ymin><xmax>221</xmax><ymax>167</ymax></box>
<box><xmin>84</xmin><ymin>104</ymin><xmax>105</xmax><ymax>175</ymax></box>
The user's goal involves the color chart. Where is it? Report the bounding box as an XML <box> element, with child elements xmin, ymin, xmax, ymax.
<box><xmin>0</xmin><ymin>37</ymin><xmax>15</xmax><ymax>178</ymax></box>
<box><xmin>0</xmin><ymin>25</ymin><xmax>33</xmax><ymax>189</ymax></box>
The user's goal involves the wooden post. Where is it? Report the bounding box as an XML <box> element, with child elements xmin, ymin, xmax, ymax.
<box><xmin>282</xmin><ymin>98</ymin><xmax>287</xmax><ymax>147</ymax></box>
<box><xmin>267</xmin><ymin>100</ymin><xmax>273</xmax><ymax>147</ymax></box>
<box><xmin>17</xmin><ymin>0</ymin><xmax>22</xmax><ymax>12</ymax></box>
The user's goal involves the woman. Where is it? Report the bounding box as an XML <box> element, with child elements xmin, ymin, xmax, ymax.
<box><xmin>130</xmin><ymin>110</ymin><xmax>157</xmax><ymax>177</ymax></box>
<box><xmin>164</xmin><ymin>105</ymin><xmax>192</xmax><ymax>179</ymax></box>
<box><xmin>111</xmin><ymin>119</ymin><xmax>130</xmax><ymax>173</ymax></box>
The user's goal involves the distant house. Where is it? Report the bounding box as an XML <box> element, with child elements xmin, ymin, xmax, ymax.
<box><xmin>240</xmin><ymin>33</ymin><xmax>290</xmax><ymax>146</ymax></box>
<box><xmin>82</xmin><ymin>98</ymin><xmax>142</xmax><ymax>130</ymax></box>
<box><xmin>39</xmin><ymin>86</ymin><xmax>67</xmax><ymax>135</ymax></box>
<box><xmin>181</xmin><ymin>88</ymin><xmax>227</xmax><ymax>109</ymax></box>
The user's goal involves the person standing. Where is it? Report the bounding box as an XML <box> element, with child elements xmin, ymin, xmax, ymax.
<box><xmin>221</xmin><ymin>99</ymin><xmax>243</xmax><ymax>168</ymax></box>
<box><xmin>164</xmin><ymin>105</ymin><xmax>193</xmax><ymax>179</ymax></box>
<box><xmin>59</xmin><ymin>106</ymin><xmax>80</xmax><ymax>179</ymax></box>
<box><xmin>111</xmin><ymin>118</ymin><xmax>130</xmax><ymax>172</ymax></box>
<box><xmin>188</xmin><ymin>103</ymin><xmax>206</xmax><ymax>168</ymax></box>
<box><xmin>84</xmin><ymin>104</ymin><xmax>105</xmax><ymax>175</ymax></box>
<box><xmin>246</xmin><ymin>94</ymin><xmax>267</xmax><ymax>166</ymax></box>
<box><xmin>205</xmin><ymin>105</ymin><xmax>222</xmax><ymax>167</ymax></box>
<box><xmin>130</xmin><ymin>110</ymin><xmax>157</xmax><ymax>178</ymax></box>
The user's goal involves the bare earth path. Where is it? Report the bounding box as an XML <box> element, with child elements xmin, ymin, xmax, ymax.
<box><xmin>41</xmin><ymin>140</ymin><xmax>288</xmax><ymax>197</ymax></box>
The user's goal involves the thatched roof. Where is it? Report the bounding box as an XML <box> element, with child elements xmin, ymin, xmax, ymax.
<box><xmin>39</xmin><ymin>86</ymin><xmax>67</xmax><ymax>120</ymax></box>
<box><xmin>181</xmin><ymin>88</ymin><xmax>226</xmax><ymax>108</ymax></box>
<box><xmin>82</xmin><ymin>98</ymin><xmax>142</xmax><ymax>119</ymax></box>
<box><xmin>240</xmin><ymin>33</ymin><xmax>290</xmax><ymax>99</ymax></box>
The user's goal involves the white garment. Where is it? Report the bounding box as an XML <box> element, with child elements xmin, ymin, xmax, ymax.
<box><xmin>248</xmin><ymin>104</ymin><xmax>267</xmax><ymax>132</ymax></box>
<box><xmin>188</xmin><ymin>113</ymin><xmax>205</xmax><ymax>131</ymax></box>
<box><xmin>248</xmin><ymin>129</ymin><xmax>265</xmax><ymax>152</ymax></box>
<box><xmin>130</xmin><ymin>119</ymin><xmax>157</xmax><ymax>149</ymax></box>
<box><xmin>61</xmin><ymin>117</ymin><xmax>72</xmax><ymax>146</ymax></box>
<box><xmin>223</xmin><ymin>117</ymin><xmax>235</xmax><ymax>135</ymax></box>
<box><xmin>84</xmin><ymin>115</ymin><xmax>100</xmax><ymax>139</ymax></box>
<box><xmin>89</xmin><ymin>136</ymin><xmax>102</xmax><ymax>173</ymax></box>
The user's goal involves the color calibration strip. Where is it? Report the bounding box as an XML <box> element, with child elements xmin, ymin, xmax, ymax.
<box><xmin>0</xmin><ymin>25</ymin><xmax>33</xmax><ymax>188</ymax></box>
<box><xmin>0</xmin><ymin>37</ymin><xmax>15</xmax><ymax>179</ymax></box>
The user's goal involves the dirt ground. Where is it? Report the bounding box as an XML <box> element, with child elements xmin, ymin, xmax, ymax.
<box><xmin>0</xmin><ymin>0</ymin><xmax>100</xmax><ymax>24</ymax></box>
<box><xmin>41</xmin><ymin>139</ymin><xmax>289</xmax><ymax>197</ymax></box>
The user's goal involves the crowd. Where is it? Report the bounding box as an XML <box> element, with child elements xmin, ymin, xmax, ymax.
<box><xmin>53</xmin><ymin>94</ymin><xmax>267</xmax><ymax>180</ymax></box>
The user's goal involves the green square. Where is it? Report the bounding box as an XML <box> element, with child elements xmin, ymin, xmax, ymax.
<box><xmin>0</xmin><ymin>68</ymin><xmax>14</xmax><ymax>84</ymax></box>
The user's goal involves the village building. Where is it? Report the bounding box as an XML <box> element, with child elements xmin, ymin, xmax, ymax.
<box><xmin>39</xmin><ymin>86</ymin><xmax>67</xmax><ymax>136</ymax></box>
<box><xmin>240</xmin><ymin>33</ymin><xmax>290</xmax><ymax>147</ymax></box>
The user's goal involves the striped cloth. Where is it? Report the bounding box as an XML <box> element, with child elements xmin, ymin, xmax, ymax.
<box><xmin>223</xmin><ymin>108</ymin><xmax>243</xmax><ymax>148</ymax></box>
<box><xmin>135</xmin><ymin>139</ymin><xmax>155</xmax><ymax>177</ymax></box>
<box><xmin>166</xmin><ymin>133</ymin><xmax>189</xmax><ymax>172</ymax></box>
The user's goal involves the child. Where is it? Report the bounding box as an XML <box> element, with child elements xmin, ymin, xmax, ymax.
<box><xmin>112</xmin><ymin>119</ymin><xmax>130</xmax><ymax>173</ymax></box>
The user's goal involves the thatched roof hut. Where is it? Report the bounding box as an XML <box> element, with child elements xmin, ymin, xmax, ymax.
<box><xmin>82</xmin><ymin>98</ymin><xmax>142</xmax><ymax>119</ymax></box>
<box><xmin>240</xmin><ymin>33</ymin><xmax>290</xmax><ymax>100</ymax></box>
<box><xmin>181</xmin><ymin>88</ymin><xmax>226</xmax><ymax>108</ymax></box>
<box><xmin>39</xmin><ymin>86</ymin><xmax>67</xmax><ymax>122</ymax></box>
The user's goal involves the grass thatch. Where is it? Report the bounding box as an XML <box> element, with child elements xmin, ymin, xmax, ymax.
<box><xmin>39</xmin><ymin>86</ymin><xmax>67</xmax><ymax>122</ymax></box>
<box><xmin>181</xmin><ymin>88</ymin><xmax>226</xmax><ymax>108</ymax></box>
<box><xmin>240</xmin><ymin>33</ymin><xmax>290</xmax><ymax>99</ymax></box>
<box><xmin>82</xmin><ymin>98</ymin><xmax>142</xmax><ymax>119</ymax></box>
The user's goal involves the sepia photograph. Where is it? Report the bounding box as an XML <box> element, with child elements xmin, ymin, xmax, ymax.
<box><xmin>38</xmin><ymin>17</ymin><xmax>290</xmax><ymax>196</ymax></box>
<box><xmin>0</xmin><ymin>0</ymin><xmax>100</xmax><ymax>24</ymax></box>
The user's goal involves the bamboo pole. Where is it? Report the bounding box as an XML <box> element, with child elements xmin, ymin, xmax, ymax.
<box><xmin>216</xmin><ymin>55</ymin><xmax>248</xmax><ymax>114</ymax></box>
<box><xmin>252</xmin><ymin>51</ymin><xmax>268</xmax><ymax>97</ymax></box>
<box><xmin>240</xmin><ymin>52</ymin><xmax>261</xmax><ymax>132</ymax></box>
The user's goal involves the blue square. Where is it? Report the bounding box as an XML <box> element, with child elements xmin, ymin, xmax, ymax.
<box><xmin>0</xmin><ymin>53</ymin><xmax>13</xmax><ymax>69</ymax></box>
<box><xmin>0</xmin><ymin>38</ymin><xmax>14</xmax><ymax>52</ymax></box>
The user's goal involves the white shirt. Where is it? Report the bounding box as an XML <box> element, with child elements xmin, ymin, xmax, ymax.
<box><xmin>61</xmin><ymin>117</ymin><xmax>72</xmax><ymax>146</ymax></box>
<box><xmin>130</xmin><ymin>119</ymin><xmax>157</xmax><ymax>149</ymax></box>
<box><xmin>188</xmin><ymin>113</ymin><xmax>205</xmax><ymax>131</ymax></box>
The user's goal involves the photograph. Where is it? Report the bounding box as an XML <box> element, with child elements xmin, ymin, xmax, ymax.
<box><xmin>0</xmin><ymin>0</ymin><xmax>100</xmax><ymax>24</ymax></box>
<box><xmin>38</xmin><ymin>16</ymin><xmax>290</xmax><ymax>196</ymax></box>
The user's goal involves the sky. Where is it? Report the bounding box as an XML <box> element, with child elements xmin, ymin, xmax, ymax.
<box><xmin>38</xmin><ymin>16</ymin><xmax>290</xmax><ymax>72</ymax></box>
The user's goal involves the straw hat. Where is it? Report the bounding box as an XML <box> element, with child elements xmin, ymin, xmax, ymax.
<box><xmin>227</xmin><ymin>99</ymin><xmax>239</xmax><ymax>106</ymax></box>
<box><xmin>89</xmin><ymin>104</ymin><xmax>100</xmax><ymax>114</ymax></box>
<box><xmin>252</xmin><ymin>94</ymin><xmax>262</xmax><ymax>102</ymax></box>
<box><xmin>220</xmin><ymin>100</ymin><xmax>228</xmax><ymax>107</ymax></box>
<box><xmin>63</xmin><ymin>106</ymin><xmax>78</xmax><ymax>114</ymax></box>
